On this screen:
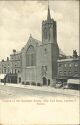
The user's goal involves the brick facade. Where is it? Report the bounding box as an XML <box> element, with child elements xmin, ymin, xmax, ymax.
<box><xmin>57</xmin><ymin>58</ymin><xmax>80</xmax><ymax>80</ymax></box>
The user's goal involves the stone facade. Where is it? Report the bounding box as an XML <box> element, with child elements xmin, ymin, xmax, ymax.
<box><xmin>21</xmin><ymin>6</ymin><xmax>59</xmax><ymax>85</ymax></box>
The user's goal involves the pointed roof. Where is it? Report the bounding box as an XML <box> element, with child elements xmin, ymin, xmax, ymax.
<box><xmin>47</xmin><ymin>3</ymin><xmax>51</xmax><ymax>21</ymax></box>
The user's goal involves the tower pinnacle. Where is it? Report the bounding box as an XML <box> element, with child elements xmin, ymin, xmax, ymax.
<box><xmin>47</xmin><ymin>1</ymin><xmax>51</xmax><ymax>21</ymax></box>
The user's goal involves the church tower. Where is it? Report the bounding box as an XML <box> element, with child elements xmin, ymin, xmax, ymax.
<box><xmin>42</xmin><ymin>5</ymin><xmax>57</xmax><ymax>44</ymax></box>
<box><xmin>41</xmin><ymin>4</ymin><xmax>59</xmax><ymax>84</ymax></box>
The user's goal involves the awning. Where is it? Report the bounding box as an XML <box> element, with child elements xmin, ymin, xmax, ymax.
<box><xmin>67</xmin><ymin>79</ymin><xmax>80</xmax><ymax>85</ymax></box>
<box><xmin>0</xmin><ymin>74</ymin><xmax>6</xmax><ymax>79</ymax></box>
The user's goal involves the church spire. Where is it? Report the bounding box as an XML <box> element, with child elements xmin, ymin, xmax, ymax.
<box><xmin>47</xmin><ymin>1</ymin><xmax>51</xmax><ymax>21</ymax></box>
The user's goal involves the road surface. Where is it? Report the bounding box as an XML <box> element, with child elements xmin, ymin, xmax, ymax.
<box><xmin>0</xmin><ymin>85</ymin><xmax>79</xmax><ymax>125</ymax></box>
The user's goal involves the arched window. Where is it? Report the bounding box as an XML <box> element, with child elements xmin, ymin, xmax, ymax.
<box><xmin>26</xmin><ymin>45</ymin><xmax>36</xmax><ymax>66</ymax></box>
<box><xmin>43</xmin><ymin>27</ymin><xmax>47</xmax><ymax>39</ymax></box>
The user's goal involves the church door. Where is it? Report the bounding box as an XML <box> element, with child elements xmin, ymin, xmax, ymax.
<box><xmin>43</xmin><ymin>77</ymin><xmax>47</xmax><ymax>85</ymax></box>
<box><xmin>48</xmin><ymin>79</ymin><xmax>50</xmax><ymax>86</ymax></box>
<box><xmin>19</xmin><ymin>77</ymin><xmax>21</xmax><ymax>83</ymax></box>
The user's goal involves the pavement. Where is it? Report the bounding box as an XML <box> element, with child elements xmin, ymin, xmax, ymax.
<box><xmin>0</xmin><ymin>83</ymin><xmax>79</xmax><ymax>97</ymax></box>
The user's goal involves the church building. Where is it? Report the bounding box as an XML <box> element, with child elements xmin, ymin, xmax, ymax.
<box><xmin>21</xmin><ymin>6</ymin><xmax>59</xmax><ymax>86</ymax></box>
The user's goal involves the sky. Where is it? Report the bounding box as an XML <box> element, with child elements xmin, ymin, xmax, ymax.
<box><xmin>0</xmin><ymin>0</ymin><xmax>79</xmax><ymax>60</ymax></box>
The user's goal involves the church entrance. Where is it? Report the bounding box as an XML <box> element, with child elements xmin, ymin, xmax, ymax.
<box><xmin>19</xmin><ymin>77</ymin><xmax>21</xmax><ymax>83</ymax></box>
<box><xmin>48</xmin><ymin>79</ymin><xmax>50</xmax><ymax>86</ymax></box>
<box><xmin>43</xmin><ymin>77</ymin><xmax>47</xmax><ymax>85</ymax></box>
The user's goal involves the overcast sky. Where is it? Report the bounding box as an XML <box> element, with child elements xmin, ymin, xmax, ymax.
<box><xmin>0</xmin><ymin>0</ymin><xmax>79</xmax><ymax>60</ymax></box>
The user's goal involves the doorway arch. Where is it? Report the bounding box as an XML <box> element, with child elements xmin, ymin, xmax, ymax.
<box><xmin>48</xmin><ymin>79</ymin><xmax>50</xmax><ymax>86</ymax></box>
<box><xmin>43</xmin><ymin>77</ymin><xmax>47</xmax><ymax>85</ymax></box>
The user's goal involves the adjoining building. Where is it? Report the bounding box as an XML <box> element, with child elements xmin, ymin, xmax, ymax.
<box><xmin>0</xmin><ymin>57</ymin><xmax>10</xmax><ymax>83</ymax></box>
<box><xmin>0</xmin><ymin>57</ymin><xmax>10</xmax><ymax>74</ymax></box>
<box><xmin>57</xmin><ymin>50</ymin><xmax>80</xmax><ymax>86</ymax></box>
<box><xmin>10</xmin><ymin>50</ymin><xmax>22</xmax><ymax>83</ymax></box>
<box><xmin>0</xmin><ymin>50</ymin><xmax>22</xmax><ymax>83</ymax></box>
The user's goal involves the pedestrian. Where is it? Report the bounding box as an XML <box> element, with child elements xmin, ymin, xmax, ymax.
<box><xmin>4</xmin><ymin>79</ymin><xmax>6</xmax><ymax>85</ymax></box>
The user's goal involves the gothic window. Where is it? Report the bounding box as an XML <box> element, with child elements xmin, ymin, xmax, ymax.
<box><xmin>41</xmin><ymin>66</ymin><xmax>47</xmax><ymax>76</ymax></box>
<box><xmin>44</xmin><ymin>27</ymin><xmax>47</xmax><ymax>39</ymax></box>
<box><xmin>26</xmin><ymin>45</ymin><xmax>36</xmax><ymax>66</ymax></box>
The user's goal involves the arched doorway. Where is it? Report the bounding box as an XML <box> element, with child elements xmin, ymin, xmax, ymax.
<box><xmin>48</xmin><ymin>79</ymin><xmax>50</xmax><ymax>86</ymax></box>
<box><xmin>43</xmin><ymin>77</ymin><xmax>47</xmax><ymax>85</ymax></box>
<box><xmin>19</xmin><ymin>77</ymin><xmax>21</xmax><ymax>83</ymax></box>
